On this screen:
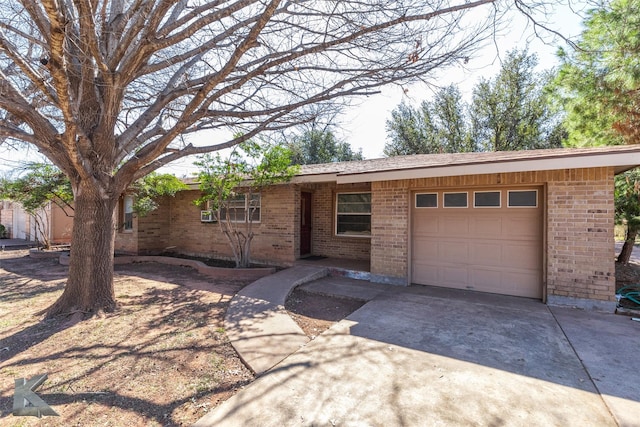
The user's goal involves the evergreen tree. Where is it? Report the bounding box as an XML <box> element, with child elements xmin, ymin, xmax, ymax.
<box><xmin>552</xmin><ymin>0</ymin><xmax>640</xmax><ymax>263</ymax></box>
<box><xmin>289</xmin><ymin>130</ymin><xmax>363</xmax><ymax>165</ymax></box>
<box><xmin>385</xmin><ymin>50</ymin><xmax>564</xmax><ymax>155</ymax></box>
<box><xmin>470</xmin><ymin>50</ymin><xmax>562</xmax><ymax>151</ymax></box>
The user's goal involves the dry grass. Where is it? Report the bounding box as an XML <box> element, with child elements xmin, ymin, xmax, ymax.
<box><xmin>0</xmin><ymin>251</ymin><xmax>254</xmax><ymax>426</ymax></box>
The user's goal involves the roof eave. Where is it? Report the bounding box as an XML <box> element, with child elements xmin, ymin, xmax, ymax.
<box><xmin>336</xmin><ymin>152</ymin><xmax>640</xmax><ymax>184</ymax></box>
<box><xmin>290</xmin><ymin>173</ymin><xmax>339</xmax><ymax>184</ymax></box>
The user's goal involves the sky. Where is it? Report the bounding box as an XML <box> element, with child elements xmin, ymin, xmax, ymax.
<box><xmin>0</xmin><ymin>1</ymin><xmax>590</xmax><ymax>177</ymax></box>
<box><xmin>341</xmin><ymin>1</ymin><xmax>588</xmax><ymax>160</ymax></box>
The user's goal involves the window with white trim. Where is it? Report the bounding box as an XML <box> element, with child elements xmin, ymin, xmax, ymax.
<box><xmin>416</xmin><ymin>193</ymin><xmax>438</xmax><ymax>208</ymax></box>
<box><xmin>122</xmin><ymin>195</ymin><xmax>134</xmax><ymax>231</ymax></box>
<box><xmin>508</xmin><ymin>190</ymin><xmax>537</xmax><ymax>207</ymax></box>
<box><xmin>474</xmin><ymin>191</ymin><xmax>501</xmax><ymax>208</ymax></box>
<box><xmin>443</xmin><ymin>192</ymin><xmax>468</xmax><ymax>208</ymax></box>
<box><xmin>220</xmin><ymin>193</ymin><xmax>261</xmax><ymax>222</ymax></box>
<box><xmin>336</xmin><ymin>192</ymin><xmax>371</xmax><ymax>236</ymax></box>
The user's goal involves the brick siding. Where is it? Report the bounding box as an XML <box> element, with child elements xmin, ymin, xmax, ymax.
<box><xmin>369</xmin><ymin>167</ymin><xmax>616</xmax><ymax>302</ymax></box>
<box><xmin>370</xmin><ymin>181</ymin><xmax>409</xmax><ymax>283</ymax></box>
<box><xmin>126</xmin><ymin>185</ymin><xmax>298</xmax><ymax>266</ymax></box>
<box><xmin>546</xmin><ymin>168</ymin><xmax>615</xmax><ymax>303</ymax></box>
<box><xmin>302</xmin><ymin>182</ymin><xmax>371</xmax><ymax>261</ymax></box>
<box><xmin>116</xmin><ymin>166</ymin><xmax>616</xmax><ymax>306</ymax></box>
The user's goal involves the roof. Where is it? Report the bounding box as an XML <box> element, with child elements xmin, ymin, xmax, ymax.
<box><xmin>293</xmin><ymin>144</ymin><xmax>640</xmax><ymax>184</ymax></box>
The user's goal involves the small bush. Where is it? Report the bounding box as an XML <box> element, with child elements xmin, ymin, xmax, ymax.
<box><xmin>0</xmin><ymin>224</ymin><xmax>6</xmax><ymax>239</ymax></box>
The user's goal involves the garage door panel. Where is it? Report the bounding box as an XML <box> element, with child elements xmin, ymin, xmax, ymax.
<box><xmin>411</xmin><ymin>187</ymin><xmax>542</xmax><ymax>299</ymax></box>
<box><xmin>471</xmin><ymin>217</ymin><xmax>503</xmax><ymax>236</ymax></box>
<box><xmin>413</xmin><ymin>237</ymin><xmax>437</xmax><ymax>258</ymax></box>
<box><xmin>413</xmin><ymin>215</ymin><xmax>439</xmax><ymax>234</ymax></box>
<box><xmin>439</xmin><ymin>241</ymin><xmax>469</xmax><ymax>262</ymax></box>
<box><xmin>441</xmin><ymin>265</ymin><xmax>469</xmax><ymax>287</ymax></box>
<box><xmin>504</xmin><ymin>217</ymin><xmax>542</xmax><ymax>238</ymax></box>
<box><xmin>441</xmin><ymin>216</ymin><xmax>469</xmax><ymax>236</ymax></box>
<box><xmin>471</xmin><ymin>242</ymin><xmax>503</xmax><ymax>266</ymax></box>
<box><xmin>471</xmin><ymin>268</ymin><xmax>503</xmax><ymax>289</ymax></box>
<box><xmin>501</xmin><ymin>271</ymin><xmax>543</xmax><ymax>299</ymax></box>
<box><xmin>503</xmin><ymin>243</ymin><xmax>542</xmax><ymax>269</ymax></box>
<box><xmin>411</xmin><ymin>262</ymin><xmax>439</xmax><ymax>284</ymax></box>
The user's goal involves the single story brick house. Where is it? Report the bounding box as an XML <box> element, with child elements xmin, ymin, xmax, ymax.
<box><xmin>115</xmin><ymin>145</ymin><xmax>640</xmax><ymax>311</ymax></box>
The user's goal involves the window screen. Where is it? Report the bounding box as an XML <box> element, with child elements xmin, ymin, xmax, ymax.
<box><xmin>336</xmin><ymin>193</ymin><xmax>371</xmax><ymax>236</ymax></box>
<box><xmin>220</xmin><ymin>193</ymin><xmax>261</xmax><ymax>222</ymax></box>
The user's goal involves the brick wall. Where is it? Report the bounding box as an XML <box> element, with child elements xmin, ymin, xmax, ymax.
<box><xmin>114</xmin><ymin>166</ymin><xmax>616</xmax><ymax>306</ymax></box>
<box><xmin>546</xmin><ymin>168</ymin><xmax>615</xmax><ymax>304</ymax></box>
<box><xmin>370</xmin><ymin>167</ymin><xmax>616</xmax><ymax>305</ymax></box>
<box><xmin>303</xmin><ymin>182</ymin><xmax>371</xmax><ymax>261</ymax></box>
<box><xmin>370</xmin><ymin>181</ymin><xmax>409</xmax><ymax>284</ymax></box>
<box><xmin>137</xmin><ymin>195</ymin><xmax>171</xmax><ymax>253</ymax></box>
<box><xmin>163</xmin><ymin>185</ymin><xmax>297</xmax><ymax>266</ymax></box>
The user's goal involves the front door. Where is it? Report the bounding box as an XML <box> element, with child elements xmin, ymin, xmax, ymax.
<box><xmin>300</xmin><ymin>192</ymin><xmax>312</xmax><ymax>256</ymax></box>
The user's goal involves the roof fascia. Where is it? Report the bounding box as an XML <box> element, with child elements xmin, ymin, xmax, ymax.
<box><xmin>336</xmin><ymin>152</ymin><xmax>640</xmax><ymax>184</ymax></box>
<box><xmin>290</xmin><ymin>173</ymin><xmax>339</xmax><ymax>184</ymax></box>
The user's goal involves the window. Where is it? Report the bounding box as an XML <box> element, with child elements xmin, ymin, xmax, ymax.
<box><xmin>474</xmin><ymin>191</ymin><xmax>501</xmax><ymax>208</ymax></box>
<box><xmin>508</xmin><ymin>190</ymin><xmax>537</xmax><ymax>207</ymax></box>
<box><xmin>201</xmin><ymin>200</ymin><xmax>218</xmax><ymax>222</ymax></box>
<box><xmin>416</xmin><ymin>193</ymin><xmax>438</xmax><ymax>208</ymax></box>
<box><xmin>220</xmin><ymin>193</ymin><xmax>261</xmax><ymax>222</ymax></box>
<box><xmin>443</xmin><ymin>192</ymin><xmax>468</xmax><ymax>208</ymax></box>
<box><xmin>336</xmin><ymin>192</ymin><xmax>371</xmax><ymax>236</ymax></box>
<box><xmin>122</xmin><ymin>195</ymin><xmax>134</xmax><ymax>231</ymax></box>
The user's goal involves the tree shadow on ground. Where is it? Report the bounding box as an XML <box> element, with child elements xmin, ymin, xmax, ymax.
<box><xmin>0</xmin><ymin>258</ymin><xmax>254</xmax><ymax>426</ymax></box>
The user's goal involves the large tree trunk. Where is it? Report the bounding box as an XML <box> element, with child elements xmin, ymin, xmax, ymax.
<box><xmin>617</xmin><ymin>227</ymin><xmax>638</xmax><ymax>265</ymax></box>
<box><xmin>46</xmin><ymin>183</ymin><xmax>117</xmax><ymax>318</ymax></box>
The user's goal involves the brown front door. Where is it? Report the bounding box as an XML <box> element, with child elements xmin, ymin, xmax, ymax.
<box><xmin>300</xmin><ymin>192</ymin><xmax>312</xmax><ymax>256</ymax></box>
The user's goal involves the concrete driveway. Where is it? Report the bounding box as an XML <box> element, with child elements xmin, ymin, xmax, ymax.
<box><xmin>196</xmin><ymin>285</ymin><xmax>640</xmax><ymax>426</ymax></box>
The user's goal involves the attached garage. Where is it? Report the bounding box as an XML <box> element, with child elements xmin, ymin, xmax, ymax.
<box><xmin>411</xmin><ymin>186</ymin><xmax>543</xmax><ymax>298</ymax></box>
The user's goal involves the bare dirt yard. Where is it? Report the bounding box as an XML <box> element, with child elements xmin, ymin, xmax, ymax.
<box><xmin>0</xmin><ymin>251</ymin><xmax>255</xmax><ymax>427</ymax></box>
<box><xmin>0</xmin><ymin>250</ymin><xmax>360</xmax><ymax>427</ymax></box>
<box><xmin>6</xmin><ymin>245</ymin><xmax>635</xmax><ymax>426</ymax></box>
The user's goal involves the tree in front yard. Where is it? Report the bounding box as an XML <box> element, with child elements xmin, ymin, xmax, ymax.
<box><xmin>0</xmin><ymin>166</ymin><xmax>185</xmax><ymax>248</ymax></box>
<box><xmin>128</xmin><ymin>172</ymin><xmax>188</xmax><ymax>218</ymax></box>
<box><xmin>551</xmin><ymin>0</ymin><xmax>640</xmax><ymax>263</ymax></box>
<box><xmin>615</xmin><ymin>169</ymin><xmax>640</xmax><ymax>264</ymax></box>
<box><xmin>0</xmin><ymin>0</ymin><xmax>542</xmax><ymax>318</ymax></box>
<box><xmin>195</xmin><ymin>141</ymin><xmax>299</xmax><ymax>268</ymax></box>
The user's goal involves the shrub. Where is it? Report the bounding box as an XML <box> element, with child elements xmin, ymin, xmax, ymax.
<box><xmin>0</xmin><ymin>224</ymin><xmax>6</xmax><ymax>239</ymax></box>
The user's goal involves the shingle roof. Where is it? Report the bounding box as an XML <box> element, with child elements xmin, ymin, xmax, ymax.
<box><xmin>183</xmin><ymin>145</ymin><xmax>640</xmax><ymax>187</ymax></box>
<box><xmin>298</xmin><ymin>144</ymin><xmax>640</xmax><ymax>182</ymax></box>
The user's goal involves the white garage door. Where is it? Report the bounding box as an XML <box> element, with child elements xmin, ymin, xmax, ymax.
<box><xmin>411</xmin><ymin>187</ymin><xmax>543</xmax><ymax>299</ymax></box>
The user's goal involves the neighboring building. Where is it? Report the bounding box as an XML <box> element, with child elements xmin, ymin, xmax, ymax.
<box><xmin>114</xmin><ymin>145</ymin><xmax>640</xmax><ymax>311</ymax></box>
<box><xmin>0</xmin><ymin>201</ymin><xmax>73</xmax><ymax>245</ymax></box>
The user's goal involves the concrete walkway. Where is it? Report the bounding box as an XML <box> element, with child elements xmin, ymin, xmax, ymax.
<box><xmin>0</xmin><ymin>238</ymin><xmax>37</xmax><ymax>250</ymax></box>
<box><xmin>224</xmin><ymin>264</ymin><xmax>388</xmax><ymax>375</ymax></box>
<box><xmin>224</xmin><ymin>265</ymin><xmax>328</xmax><ymax>375</ymax></box>
<box><xmin>197</xmin><ymin>268</ymin><xmax>640</xmax><ymax>427</ymax></box>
